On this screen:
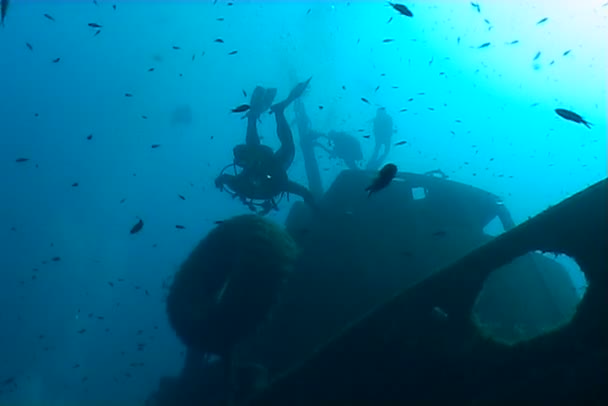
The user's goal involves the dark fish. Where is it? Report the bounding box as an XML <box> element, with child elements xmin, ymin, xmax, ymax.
<box><xmin>72</xmin><ymin>182</ymin><xmax>79</xmax><ymax>187</ymax></box>
<box><xmin>130</xmin><ymin>219</ymin><xmax>143</xmax><ymax>234</ymax></box>
<box><xmin>318</xmin><ymin>105</ymin><xmax>324</xmax><ymax>110</ymax></box>
<box><xmin>0</xmin><ymin>0</ymin><xmax>8</xmax><ymax>27</ymax></box>
<box><xmin>232</xmin><ymin>104</ymin><xmax>250</xmax><ymax>113</ymax></box>
<box><xmin>228</xmin><ymin>50</ymin><xmax>238</xmax><ymax>55</ymax></box>
<box><xmin>382</xmin><ymin>38</ymin><xmax>395</xmax><ymax>43</ymax></box>
<box><xmin>216</xmin><ymin>17</ymin><xmax>224</xmax><ymax>21</ymax></box>
<box><xmin>306</xmin><ymin>8</ymin><xmax>311</xmax><ymax>14</ymax></box>
<box><xmin>52</xmin><ymin>57</ymin><xmax>61</xmax><ymax>63</ymax></box>
<box><xmin>172</xmin><ymin>45</ymin><xmax>180</xmax><ymax>50</ymax></box>
<box><xmin>533</xmin><ymin>51</ymin><xmax>541</xmax><ymax>61</ymax></box>
<box><xmin>88</xmin><ymin>22</ymin><xmax>102</xmax><ymax>28</ymax></box>
<box><xmin>178</xmin><ymin>194</ymin><xmax>185</xmax><ymax>200</ymax></box>
<box><xmin>508</xmin><ymin>40</ymin><xmax>519</xmax><ymax>45</ymax></box>
<box><xmin>124</xmin><ymin>92</ymin><xmax>133</xmax><ymax>97</ymax></box>
<box><xmin>141</xmin><ymin>115</ymin><xmax>147</xmax><ymax>119</ymax></box>
<box><xmin>43</xmin><ymin>13</ymin><xmax>55</xmax><ymax>21</ymax></box>
<box><xmin>555</xmin><ymin>108</ymin><xmax>592</xmax><ymax>128</ymax></box>
<box><xmin>15</xmin><ymin>157</ymin><xmax>29</xmax><ymax>163</ymax></box>
<box><xmin>214</xmin><ymin>38</ymin><xmax>224</xmax><ymax>43</ymax></box>
<box><xmin>394</xmin><ymin>140</ymin><xmax>407</xmax><ymax>146</ymax></box>
<box><xmin>214</xmin><ymin>220</ymin><xmax>224</xmax><ymax>224</ymax></box>
<box><xmin>26</xmin><ymin>43</ymin><xmax>33</xmax><ymax>51</ymax></box>
<box><xmin>93</xmin><ymin>29</ymin><xmax>101</xmax><ymax>37</ymax></box>
<box><xmin>477</xmin><ymin>42</ymin><xmax>491</xmax><ymax>48</ymax></box>
<box><xmin>471</xmin><ymin>2</ymin><xmax>480</xmax><ymax>12</ymax></box>
<box><xmin>175</xmin><ymin>225</ymin><xmax>185</xmax><ymax>229</ymax></box>
<box><xmin>148</xmin><ymin>67</ymin><xmax>155</xmax><ymax>72</ymax></box>
<box><xmin>151</xmin><ymin>144</ymin><xmax>161</xmax><ymax>148</ymax></box>
<box><xmin>361</xmin><ymin>97</ymin><xmax>370</xmax><ymax>104</ymax></box>
<box><xmin>113</xmin><ymin>4</ymin><xmax>116</xmax><ymax>10</ymax></box>
<box><xmin>563</xmin><ymin>49</ymin><xmax>571</xmax><ymax>56</ymax></box>
<box><xmin>388</xmin><ymin>2</ymin><xmax>413</xmax><ymax>17</ymax></box>
<box><xmin>242</xmin><ymin>89</ymin><xmax>247</xmax><ymax>97</ymax></box>
<box><xmin>51</xmin><ymin>256</ymin><xmax>61</xmax><ymax>262</ymax></box>
<box><xmin>77</xmin><ymin>329</ymin><xmax>86</xmax><ymax>334</ymax></box>
<box><xmin>536</xmin><ymin>17</ymin><xmax>548</xmax><ymax>25</ymax></box>
<box><xmin>365</xmin><ymin>163</ymin><xmax>398</xmax><ymax>197</ymax></box>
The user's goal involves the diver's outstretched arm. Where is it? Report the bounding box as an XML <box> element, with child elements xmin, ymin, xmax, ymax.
<box><xmin>285</xmin><ymin>180</ymin><xmax>318</xmax><ymax>209</ymax></box>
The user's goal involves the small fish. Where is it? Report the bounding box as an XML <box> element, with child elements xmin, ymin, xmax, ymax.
<box><xmin>72</xmin><ymin>182</ymin><xmax>79</xmax><ymax>187</ymax></box>
<box><xmin>508</xmin><ymin>40</ymin><xmax>519</xmax><ymax>45</ymax></box>
<box><xmin>318</xmin><ymin>105</ymin><xmax>324</xmax><ymax>110</ymax></box>
<box><xmin>172</xmin><ymin>45</ymin><xmax>180</xmax><ymax>50</ymax></box>
<box><xmin>306</xmin><ymin>8</ymin><xmax>311</xmax><ymax>15</ymax></box>
<box><xmin>242</xmin><ymin>89</ymin><xmax>247</xmax><ymax>97</ymax></box>
<box><xmin>43</xmin><ymin>13</ymin><xmax>55</xmax><ymax>21</ymax></box>
<box><xmin>130</xmin><ymin>219</ymin><xmax>143</xmax><ymax>234</ymax></box>
<box><xmin>214</xmin><ymin>38</ymin><xmax>224</xmax><ymax>43</ymax></box>
<box><xmin>26</xmin><ymin>43</ymin><xmax>33</xmax><ymax>51</ymax></box>
<box><xmin>113</xmin><ymin>4</ymin><xmax>116</xmax><ymax>10</ymax></box>
<box><xmin>394</xmin><ymin>140</ymin><xmax>407</xmax><ymax>146</ymax></box>
<box><xmin>382</xmin><ymin>38</ymin><xmax>395</xmax><ymax>43</ymax></box>
<box><xmin>533</xmin><ymin>51</ymin><xmax>541</xmax><ymax>61</ymax></box>
<box><xmin>51</xmin><ymin>256</ymin><xmax>61</xmax><ymax>262</ymax></box>
<box><xmin>563</xmin><ymin>49</ymin><xmax>571</xmax><ymax>56</ymax></box>
<box><xmin>214</xmin><ymin>220</ymin><xmax>224</xmax><ymax>224</ymax></box>
<box><xmin>477</xmin><ymin>42</ymin><xmax>491</xmax><ymax>49</ymax></box>
<box><xmin>365</xmin><ymin>163</ymin><xmax>398</xmax><ymax>197</ymax></box>
<box><xmin>470</xmin><ymin>2</ymin><xmax>480</xmax><ymax>13</ymax></box>
<box><xmin>0</xmin><ymin>0</ymin><xmax>8</xmax><ymax>27</ymax></box>
<box><xmin>77</xmin><ymin>329</ymin><xmax>86</xmax><ymax>334</ymax></box>
<box><xmin>88</xmin><ymin>22</ymin><xmax>102</xmax><ymax>28</ymax></box>
<box><xmin>536</xmin><ymin>17</ymin><xmax>548</xmax><ymax>25</ymax></box>
<box><xmin>388</xmin><ymin>2</ymin><xmax>413</xmax><ymax>17</ymax></box>
<box><xmin>93</xmin><ymin>29</ymin><xmax>101</xmax><ymax>37</ymax></box>
<box><xmin>216</xmin><ymin>17</ymin><xmax>224</xmax><ymax>21</ymax></box>
<box><xmin>432</xmin><ymin>230</ymin><xmax>447</xmax><ymax>238</ymax></box>
<box><xmin>151</xmin><ymin>144</ymin><xmax>161</xmax><ymax>148</ymax></box>
<box><xmin>387</xmin><ymin>17</ymin><xmax>393</xmax><ymax>23</ymax></box>
<box><xmin>231</xmin><ymin>104</ymin><xmax>250</xmax><ymax>113</ymax></box>
<box><xmin>555</xmin><ymin>108</ymin><xmax>592</xmax><ymax>128</ymax></box>
<box><xmin>228</xmin><ymin>50</ymin><xmax>238</xmax><ymax>55</ymax></box>
<box><xmin>52</xmin><ymin>57</ymin><xmax>61</xmax><ymax>63</ymax></box>
<box><xmin>15</xmin><ymin>157</ymin><xmax>29</xmax><ymax>163</ymax></box>
<box><xmin>148</xmin><ymin>67</ymin><xmax>155</xmax><ymax>72</ymax></box>
<box><xmin>361</xmin><ymin>97</ymin><xmax>370</xmax><ymax>104</ymax></box>
<box><xmin>175</xmin><ymin>225</ymin><xmax>185</xmax><ymax>229</ymax></box>
<box><xmin>178</xmin><ymin>194</ymin><xmax>185</xmax><ymax>200</ymax></box>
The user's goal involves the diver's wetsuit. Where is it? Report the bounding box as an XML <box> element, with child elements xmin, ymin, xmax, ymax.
<box><xmin>215</xmin><ymin>78</ymin><xmax>316</xmax><ymax>213</ymax></box>
<box><xmin>366</xmin><ymin>107</ymin><xmax>393</xmax><ymax>170</ymax></box>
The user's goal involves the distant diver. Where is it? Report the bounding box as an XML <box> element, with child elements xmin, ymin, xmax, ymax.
<box><xmin>314</xmin><ymin>130</ymin><xmax>364</xmax><ymax>170</ymax></box>
<box><xmin>366</xmin><ymin>107</ymin><xmax>395</xmax><ymax>170</ymax></box>
<box><xmin>215</xmin><ymin>77</ymin><xmax>317</xmax><ymax>215</ymax></box>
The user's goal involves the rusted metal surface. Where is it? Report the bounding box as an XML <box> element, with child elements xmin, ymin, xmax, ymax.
<box><xmin>250</xmin><ymin>178</ymin><xmax>607</xmax><ymax>405</ymax></box>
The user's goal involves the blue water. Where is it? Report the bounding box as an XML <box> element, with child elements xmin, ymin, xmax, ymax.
<box><xmin>1</xmin><ymin>0</ymin><xmax>606</xmax><ymax>404</ymax></box>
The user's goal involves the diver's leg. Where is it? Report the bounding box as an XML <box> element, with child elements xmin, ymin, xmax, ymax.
<box><xmin>272</xmin><ymin>104</ymin><xmax>296</xmax><ymax>171</ymax></box>
<box><xmin>366</xmin><ymin>144</ymin><xmax>381</xmax><ymax>170</ymax></box>
<box><xmin>271</xmin><ymin>77</ymin><xmax>312</xmax><ymax>170</ymax></box>
<box><xmin>246</xmin><ymin>114</ymin><xmax>260</xmax><ymax>146</ymax></box>
<box><xmin>377</xmin><ymin>142</ymin><xmax>391</xmax><ymax>165</ymax></box>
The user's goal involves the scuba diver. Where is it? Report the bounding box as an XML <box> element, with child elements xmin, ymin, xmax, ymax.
<box><xmin>214</xmin><ymin>77</ymin><xmax>317</xmax><ymax>215</ymax></box>
<box><xmin>365</xmin><ymin>107</ymin><xmax>394</xmax><ymax>170</ymax></box>
<box><xmin>314</xmin><ymin>130</ymin><xmax>364</xmax><ymax>170</ymax></box>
